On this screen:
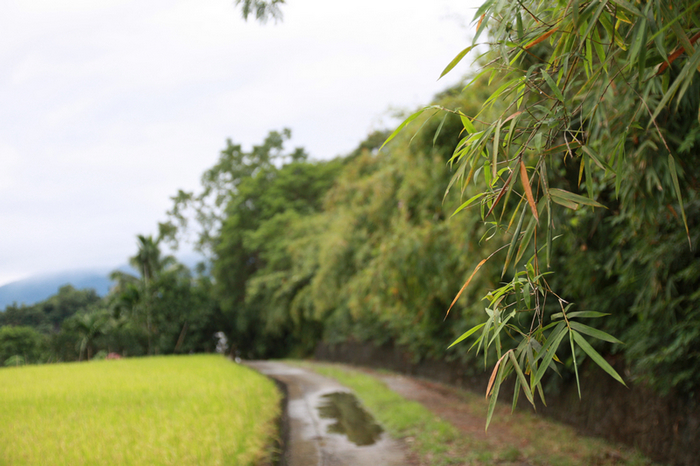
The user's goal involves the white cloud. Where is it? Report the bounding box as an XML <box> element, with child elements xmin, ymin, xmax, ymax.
<box><xmin>0</xmin><ymin>0</ymin><xmax>481</xmax><ymax>285</ymax></box>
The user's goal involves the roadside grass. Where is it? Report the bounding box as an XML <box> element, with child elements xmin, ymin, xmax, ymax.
<box><xmin>294</xmin><ymin>361</ymin><xmax>655</xmax><ymax>466</ymax></box>
<box><xmin>0</xmin><ymin>355</ymin><xmax>280</xmax><ymax>466</ymax></box>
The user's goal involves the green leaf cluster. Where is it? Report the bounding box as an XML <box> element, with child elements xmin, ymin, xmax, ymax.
<box><xmin>426</xmin><ymin>0</ymin><xmax>700</xmax><ymax>413</ymax></box>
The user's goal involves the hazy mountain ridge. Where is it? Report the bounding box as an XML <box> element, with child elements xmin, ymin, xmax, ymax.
<box><xmin>0</xmin><ymin>253</ymin><xmax>204</xmax><ymax>309</ymax></box>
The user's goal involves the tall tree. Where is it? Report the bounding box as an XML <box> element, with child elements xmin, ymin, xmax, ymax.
<box><xmin>110</xmin><ymin>235</ymin><xmax>176</xmax><ymax>355</ymax></box>
<box><xmin>159</xmin><ymin>129</ymin><xmax>306</xmax><ymax>255</ymax></box>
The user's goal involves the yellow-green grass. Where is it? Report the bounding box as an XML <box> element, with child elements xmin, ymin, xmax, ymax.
<box><xmin>0</xmin><ymin>355</ymin><xmax>280</xmax><ymax>466</ymax></box>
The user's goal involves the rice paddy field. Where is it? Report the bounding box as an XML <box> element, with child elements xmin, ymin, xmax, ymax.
<box><xmin>0</xmin><ymin>355</ymin><xmax>281</xmax><ymax>466</ymax></box>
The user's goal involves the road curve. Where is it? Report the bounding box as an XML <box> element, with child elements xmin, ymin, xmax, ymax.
<box><xmin>245</xmin><ymin>361</ymin><xmax>407</xmax><ymax>466</ymax></box>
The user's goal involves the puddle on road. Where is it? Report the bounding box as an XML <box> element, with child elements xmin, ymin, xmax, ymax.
<box><xmin>317</xmin><ymin>392</ymin><xmax>383</xmax><ymax>446</ymax></box>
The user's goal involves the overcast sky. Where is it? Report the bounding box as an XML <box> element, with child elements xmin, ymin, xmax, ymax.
<box><xmin>0</xmin><ymin>0</ymin><xmax>480</xmax><ymax>286</ymax></box>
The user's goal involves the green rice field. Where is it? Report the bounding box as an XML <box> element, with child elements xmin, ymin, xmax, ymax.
<box><xmin>0</xmin><ymin>355</ymin><xmax>281</xmax><ymax>466</ymax></box>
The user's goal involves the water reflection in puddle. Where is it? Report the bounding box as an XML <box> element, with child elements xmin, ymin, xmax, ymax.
<box><xmin>317</xmin><ymin>392</ymin><xmax>383</xmax><ymax>446</ymax></box>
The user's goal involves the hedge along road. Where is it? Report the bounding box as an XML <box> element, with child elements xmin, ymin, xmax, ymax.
<box><xmin>245</xmin><ymin>360</ymin><xmax>406</xmax><ymax>466</ymax></box>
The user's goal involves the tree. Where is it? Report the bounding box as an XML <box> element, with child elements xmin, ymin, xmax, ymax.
<box><xmin>212</xmin><ymin>140</ymin><xmax>343</xmax><ymax>357</ymax></box>
<box><xmin>159</xmin><ymin>129</ymin><xmax>306</xmax><ymax>255</ymax></box>
<box><xmin>387</xmin><ymin>0</ymin><xmax>700</xmax><ymax>425</ymax></box>
<box><xmin>110</xmin><ymin>235</ymin><xmax>177</xmax><ymax>355</ymax></box>
<box><xmin>67</xmin><ymin>309</ymin><xmax>111</xmax><ymax>361</ymax></box>
<box><xmin>234</xmin><ymin>0</ymin><xmax>285</xmax><ymax>23</ymax></box>
<box><xmin>0</xmin><ymin>326</ymin><xmax>43</xmax><ymax>365</ymax></box>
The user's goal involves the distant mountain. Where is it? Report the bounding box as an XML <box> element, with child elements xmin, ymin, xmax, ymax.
<box><xmin>0</xmin><ymin>269</ymin><xmax>114</xmax><ymax>308</ymax></box>
<box><xmin>0</xmin><ymin>253</ymin><xmax>205</xmax><ymax>309</ymax></box>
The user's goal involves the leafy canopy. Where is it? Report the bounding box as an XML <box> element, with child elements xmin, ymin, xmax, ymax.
<box><xmin>389</xmin><ymin>0</ymin><xmax>700</xmax><ymax>427</ymax></box>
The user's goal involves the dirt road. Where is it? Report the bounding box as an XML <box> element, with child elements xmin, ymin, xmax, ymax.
<box><xmin>246</xmin><ymin>360</ymin><xmax>407</xmax><ymax>466</ymax></box>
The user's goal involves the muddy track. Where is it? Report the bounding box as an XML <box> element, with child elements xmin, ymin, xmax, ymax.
<box><xmin>246</xmin><ymin>361</ymin><xmax>407</xmax><ymax>466</ymax></box>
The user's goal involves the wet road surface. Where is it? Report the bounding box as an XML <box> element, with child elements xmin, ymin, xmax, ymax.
<box><xmin>245</xmin><ymin>361</ymin><xmax>406</xmax><ymax>466</ymax></box>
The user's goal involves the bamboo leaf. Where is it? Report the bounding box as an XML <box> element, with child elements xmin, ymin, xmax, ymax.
<box><xmin>440</xmin><ymin>45</ymin><xmax>477</xmax><ymax>79</ymax></box>
<box><xmin>520</xmin><ymin>159</ymin><xmax>540</xmax><ymax>222</ymax></box>
<box><xmin>445</xmin><ymin>258</ymin><xmax>488</xmax><ymax>318</ymax></box>
<box><xmin>584</xmin><ymin>150</ymin><xmax>594</xmax><ymax>199</ymax></box>
<box><xmin>669</xmin><ymin>154</ymin><xmax>692</xmax><ymax>248</ymax></box>
<box><xmin>492</xmin><ymin>119</ymin><xmax>502</xmax><ymax>180</ymax></box>
<box><xmin>485</xmin><ymin>169</ymin><xmax>514</xmax><ymax>219</ymax></box>
<box><xmin>459</xmin><ymin>113</ymin><xmax>477</xmax><ymax>133</ymax></box>
<box><xmin>542</xmin><ymin>70</ymin><xmax>565</xmax><ymax>102</ymax></box>
<box><xmin>448</xmin><ymin>323</ymin><xmax>486</xmax><ymax>348</ymax></box>
<box><xmin>512</xmin><ymin>376</ymin><xmax>521</xmax><ymax>413</ymax></box>
<box><xmin>486</xmin><ymin>352</ymin><xmax>508</xmax><ymax>397</ymax></box>
<box><xmin>509</xmin><ymin>351</ymin><xmax>535</xmax><ymax>407</ymax></box>
<box><xmin>569</xmin><ymin>330</ymin><xmax>582</xmax><ymax>398</ymax></box>
<box><xmin>515</xmin><ymin>212</ymin><xmax>538</xmax><ymax>265</ymax></box>
<box><xmin>433</xmin><ymin>112</ymin><xmax>449</xmax><ymax>146</ymax></box>
<box><xmin>452</xmin><ymin>192</ymin><xmax>487</xmax><ymax>217</ymax></box>
<box><xmin>549</xmin><ymin>188</ymin><xmax>605</xmax><ymax>209</ymax></box>
<box><xmin>609</xmin><ymin>0</ymin><xmax>642</xmax><ymax>16</ymax></box>
<box><xmin>581</xmin><ymin>0</ymin><xmax>608</xmax><ymax>42</ymax></box>
<box><xmin>581</xmin><ymin>145</ymin><xmax>615</xmax><ymax>173</ymax></box>
<box><xmin>485</xmin><ymin>353</ymin><xmax>507</xmax><ymax>431</ymax></box>
<box><xmin>650</xmin><ymin>47</ymin><xmax>700</xmax><ymax>124</ymax></box>
<box><xmin>503</xmin><ymin>205</ymin><xmax>527</xmax><ymax>277</ymax></box>
<box><xmin>551</xmin><ymin>311</ymin><xmax>609</xmax><ymax>319</ymax></box>
<box><xmin>571</xmin><ymin>330</ymin><xmax>627</xmax><ymax>386</ymax></box>
<box><xmin>569</xmin><ymin>321</ymin><xmax>624</xmax><ymax>344</ymax></box>
<box><xmin>525</xmin><ymin>27</ymin><xmax>559</xmax><ymax>49</ymax></box>
<box><xmin>532</xmin><ymin>323</ymin><xmax>567</xmax><ymax>388</ymax></box>
<box><xmin>546</xmin><ymin>200</ymin><xmax>552</xmax><ymax>267</ymax></box>
<box><xmin>380</xmin><ymin>108</ymin><xmax>425</xmax><ymax>151</ymax></box>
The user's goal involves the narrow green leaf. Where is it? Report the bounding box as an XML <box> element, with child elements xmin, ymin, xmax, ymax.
<box><xmin>610</xmin><ymin>0</ymin><xmax>642</xmax><ymax>16</ymax></box>
<box><xmin>485</xmin><ymin>355</ymin><xmax>506</xmax><ymax>431</ymax></box>
<box><xmin>532</xmin><ymin>323</ymin><xmax>567</xmax><ymax>388</ymax></box>
<box><xmin>650</xmin><ymin>47</ymin><xmax>700</xmax><ymax>125</ymax></box>
<box><xmin>549</xmin><ymin>188</ymin><xmax>605</xmax><ymax>209</ymax></box>
<box><xmin>515</xmin><ymin>214</ymin><xmax>537</xmax><ymax>265</ymax></box>
<box><xmin>636</xmin><ymin>18</ymin><xmax>648</xmax><ymax>81</ymax></box>
<box><xmin>483</xmin><ymin>77</ymin><xmax>521</xmax><ymax>108</ymax></box>
<box><xmin>551</xmin><ymin>311</ymin><xmax>609</xmax><ymax>320</ymax></box>
<box><xmin>512</xmin><ymin>376</ymin><xmax>521</xmax><ymax>413</ymax></box>
<box><xmin>472</xmin><ymin>0</ymin><xmax>495</xmax><ymax>24</ymax></box>
<box><xmin>459</xmin><ymin>113</ymin><xmax>477</xmax><ymax>133</ymax></box>
<box><xmin>542</xmin><ymin>70</ymin><xmax>565</xmax><ymax>102</ymax></box>
<box><xmin>569</xmin><ymin>330</ymin><xmax>582</xmax><ymax>398</ymax></box>
<box><xmin>380</xmin><ymin>108</ymin><xmax>425</xmax><ymax>151</ymax></box>
<box><xmin>569</xmin><ymin>321</ymin><xmax>623</xmax><ymax>344</ymax></box>
<box><xmin>488</xmin><ymin>310</ymin><xmax>516</xmax><ymax>349</ymax></box>
<box><xmin>571</xmin><ymin>330</ymin><xmax>627</xmax><ymax>386</ymax></box>
<box><xmin>549</xmin><ymin>302</ymin><xmax>574</xmax><ymax>321</ymax></box>
<box><xmin>581</xmin><ymin>0</ymin><xmax>608</xmax><ymax>43</ymax></box>
<box><xmin>670</xmin><ymin>21</ymin><xmax>695</xmax><ymax>58</ymax></box>
<box><xmin>452</xmin><ymin>192</ymin><xmax>487</xmax><ymax>217</ymax></box>
<box><xmin>492</xmin><ymin>119</ymin><xmax>501</xmax><ymax>180</ymax></box>
<box><xmin>582</xmin><ymin>145</ymin><xmax>615</xmax><ymax>173</ymax></box>
<box><xmin>509</xmin><ymin>351</ymin><xmax>535</xmax><ymax>407</ymax></box>
<box><xmin>592</xmin><ymin>27</ymin><xmax>608</xmax><ymax>74</ymax></box>
<box><xmin>448</xmin><ymin>322</ymin><xmax>486</xmax><ymax>348</ymax></box>
<box><xmin>440</xmin><ymin>45</ymin><xmax>477</xmax><ymax>79</ymax></box>
<box><xmin>433</xmin><ymin>112</ymin><xmax>449</xmax><ymax>146</ymax></box>
<box><xmin>503</xmin><ymin>205</ymin><xmax>527</xmax><ymax>277</ymax></box>
<box><xmin>546</xmin><ymin>201</ymin><xmax>552</xmax><ymax>268</ymax></box>
<box><xmin>584</xmin><ymin>150</ymin><xmax>594</xmax><ymax>199</ymax></box>
<box><xmin>668</xmin><ymin>154</ymin><xmax>691</xmax><ymax>248</ymax></box>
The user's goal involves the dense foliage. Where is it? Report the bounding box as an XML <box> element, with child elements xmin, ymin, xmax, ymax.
<box><xmin>0</xmin><ymin>245</ymin><xmax>220</xmax><ymax>364</ymax></box>
<box><xmin>418</xmin><ymin>0</ymin><xmax>700</xmax><ymax>413</ymax></box>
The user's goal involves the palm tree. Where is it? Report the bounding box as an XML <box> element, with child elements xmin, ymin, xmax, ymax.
<box><xmin>70</xmin><ymin>310</ymin><xmax>110</xmax><ymax>361</ymax></box>
<box><xmin>110</xmin><ymin>235</ymin><xmax>177</xmax><ymax>355</ymax></box>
